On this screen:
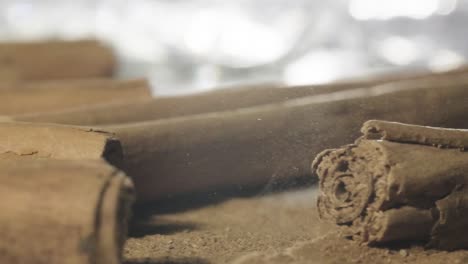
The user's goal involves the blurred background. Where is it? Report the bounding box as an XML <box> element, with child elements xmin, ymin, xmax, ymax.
<box><xmin>2</xmin><ymin>2</ymin><xmax>468</xmax><ymax>263</ymax></box>
<box><xmin>0</xmin><ymin>0</ymin><xmax>465</xmax><ymax>94</ymax></box>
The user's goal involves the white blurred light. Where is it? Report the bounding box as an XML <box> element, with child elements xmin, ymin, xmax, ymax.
<box><xmin>183</xmin><ymin>10</ymin><xmax>222</xmax><ymax>56</ymax></box>
<box><xmin>429</xmin><ymin>49</ymin><xmax>465</xmax><ymax>72</ymax></box>
<box><xmin>284</xmin><ymin>50</ymin><xmax>346</xmax><ymax>85</ymax></box>
<box><xmin>184</xmin><ymin>9</ymin><xmax>288</xmax><ymax>67</ymax></box>
<box><xmin>5</xmin><ymin>2</ymin><xmax>51</xmax><ymax>39</ymax></box>
<box><xmin>95</xmin><ymin>6</ymin><xmax>120</xmax><ymax>41</ymax></box>
<box><xmin>194</xmin><ymin>65</ymin><xmax>219</xmax><ymax>91</ymax></box>
<box><xmin>219</xmin><ymin>20</ymin><xmax>286</xmax><ymax>67</ymax></box>
<box><xmin>6</xmin><ymin>2</ymin><xmax>33</xmax><ymax>20</ymax></box>
<box><xmin>115</xmin><ymin>32</ymin><xmax>166</xmax><ymax>63</ymax></box>
<box><xmin>436</xmin><ymin>0</ymin><xmax>458</xmax><ymax>15</ymax></box>
<box><xmin>378</xmin><ymin>36</ymin><xmax>420</xmax><ymax>65</ymax></box>
<box><xmin>126</xmin><ymin>2</ymin><xmax>190</xmax><ymax>46</ymax></box>
<box><xmin>349</xmin><ymin>0</ymin><xmax>439</xmax><ymax>20</ymax></box>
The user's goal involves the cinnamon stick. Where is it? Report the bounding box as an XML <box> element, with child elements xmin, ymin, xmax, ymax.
<box><xmin>0</xmin><ymin>159</ymin><xmax>134</xmax><ymax>264</ymax></box>
<box><xmin>313</xmin><ymin>120</ymin><xmax>468</xmax><ymax>250</ymax></box>
<box><xmin>12</xmin><ymin>82</ymin><xmax>369</xmax><ymax>125</ymax></box>
<box><xmin>0</xmin><ymin>122</ymin><xmax>122</xmax><ymax>166</ymax></box>
<box><xmin>13</xmin><ymin>67</ymin><xmax>468</xmax><ymax>126</ymax></box>
<box><xmin>4</xmin><ymin>73</ymin><xmax>468</xmax><ymax>203</ymax></box>
<box><xmin>107</xmin><ymin>75</ymin><xmax>468</xmax><ymax>202</ymax></box>
<box><xmin>0</xmin><ymin>39</ymin><xmax>115</xmax><ymax>80</ymax></box>
<box><xmin>0</xmin><ymin>78</ymin><xmax>151</xmax><ymax>115</ymax></box>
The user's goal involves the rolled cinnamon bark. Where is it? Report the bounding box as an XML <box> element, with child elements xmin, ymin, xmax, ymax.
<box><xmin>0</xmin><ymin>159</ymin><xmax>134</xmax><ymax>264</ymax></box>
<box><xmin>12</xmin><ymin>82</ymin><xmax>366</xmax><ymax>125</ymax></box>
<box><xmin>0</xmin><ymin>78</ymin><xmax>151</xmax><ymax>115</ymax></box>
<box><xmin>0</xmin><ymin>39</ymin><xmax>115</xmax><ymax>80</ymax></box>
<box><xmin>4</xmin><ymin>73</ymin><xmax>468</xmax><ymax>204</ymax></box>
<box><xmin>313</xmin><ymin>120</ymin><xmax>468</xmax><ymax>250</ymax></box>
<box><xmin>107</xmin><ymin>75</ymin><xmax>468</xmax><ymax>202</ymax></box>
<box><xmin>13</xmin><ymin>67</ymin><xmax>468</xmax><ymax>126</ymax></box>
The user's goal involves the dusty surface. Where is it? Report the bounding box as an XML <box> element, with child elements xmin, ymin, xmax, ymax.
<box><xmin>124</xmin><ymin>188</ymin><xmax>468</xmax><ymax>264</ymax></box>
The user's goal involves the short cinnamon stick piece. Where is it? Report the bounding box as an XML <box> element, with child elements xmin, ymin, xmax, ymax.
<box><xmin>313</xmin><ymin>120</ymin><xmax>468</xmax><ymax>250</ymax></box>
<box><xmin>0</xmin><ymin>78</ymin><xmax>151</xmax><ymax>115</ymax></box>
<box><xmin>0</xmin><ymin>39</ymin><xmax>115</xmax><ymax>80</ymax></box>
<box><xmin>0</xmin><ymin>122</ymin><xmax>123</xmax><ymax>166</ymax></box>
<box><xmin>0</xmin><ymin>159</ymin><xmax>135</xmax><ymax>264</ymax></box>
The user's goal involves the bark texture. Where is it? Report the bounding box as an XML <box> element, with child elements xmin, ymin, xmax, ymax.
<box><xmin>13</xmin><ymin>67</ymin><xmax>468</xmax><ymax>126</ymax></box>
<box><xmin>313</xmin><ymin>120</ymin><xmax>468</xmax><ymax>250</ymax></box>
<box><xmin>0</xmin><ymin>122</ymin><xmax>123</xmax><ymax>166</ymax></box>
<box><xmin>0</xmin><ymin>159</ymin><xmax>135</xmax><ymax>264</ymax></box>
<box><xmin>0</xmin><ymin>67</ymin><xmax>18</xmax><ymax>83</ymax></box>
<box><xmin>108</xmin><ymin>75</ymin><xmax>468</xmax><ymax>202</ymax></box>
<box><xmin>0</xmin><ymin>78</ymin><xmax>151</xmax><ymax>115</ymax></box>
<box><xmin>0</xmin><ymin>39</ymin><xmax>115</xmax><ymax>80</ymax></box>
<box><xmin>13</xmin><ymin>82</ymin><xmax>360</xmax><ymax>125</ymax></box>
<box><xmin>5</xmin><ymin>71</ymin><xmax>468</xmax><ymax>204</ymax></box>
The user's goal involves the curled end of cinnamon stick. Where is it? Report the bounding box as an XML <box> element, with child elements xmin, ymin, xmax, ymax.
<box><xmin>314</xmin><ymin>120</ymin><xmax>468</xmax><ymax>250</ymax></box>
<box><xmin>95</xmin><ymin>171</ymin><xmax>135</xmax><ymax>264</ymax></box>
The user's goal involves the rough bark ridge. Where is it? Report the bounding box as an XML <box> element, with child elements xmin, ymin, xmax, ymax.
<box><xmin>313</xmin><ymin>120</ymin><xmax>468</xmax><ymax>250</ymax></box>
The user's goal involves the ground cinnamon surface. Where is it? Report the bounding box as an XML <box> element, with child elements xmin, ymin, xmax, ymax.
<box><xmin>124</xmin><ymin>188</ymin><xmax>468</xmax><ymax>264</ymax></box>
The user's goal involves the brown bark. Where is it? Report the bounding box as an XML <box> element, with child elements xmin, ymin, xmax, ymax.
<box><xmin>0</xmin><ymin>159</ymin><xmax>134</xmax><ymax>264</ymax></box>
<box><xmin>0</xmin><ymin>67</ymin><xmax>18</xmax><ymax>83</ymax></box>
<box><xmin>0</xmin><ymin>122</ymin><xmax>123</xmax><ymax>166</ymax></box>
<box><xmin>11</xmin><ymin>82</ymin><xmax>370</xmax><ymax>125</ymax></box>
<box><xmin>13</xmin><ymin>67</ymin><xmax>468</xmax><ymax>126</ymax></box>
<box><xmin>0</xmin><ymin>78</ymin><xmax>151</xmax><ymax>115</ymax></box>
<box><xmin>0</xmin><ymin>39</ymin><xmax>115</xmax><ymax>80</ymax></box>
<box><xmin>107</xmin><ymin>75</ymin><xmax>468</xmax><ymax>202</ymax></box>
<box><xmin>313</xmin><ymin>120</ymin><xmax>468</xmax><ymax>250</ymax></box>
<box><xmin>4</xmin><ymin>72</ymin><xmax>468</xmax><ymax>204</ymax></box>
